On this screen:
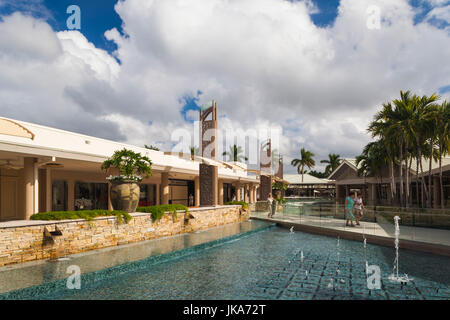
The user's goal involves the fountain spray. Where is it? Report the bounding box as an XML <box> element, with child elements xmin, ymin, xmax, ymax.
<box><xmin>388</xmin><ymin>216</ymin><xmax>413</xmax><ymax>284</ymax></box>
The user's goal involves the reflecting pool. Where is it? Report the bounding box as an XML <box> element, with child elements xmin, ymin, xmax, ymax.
<box><xmin>1</xmin><ymin>221</ymin><xmax>449</xmax><ymax>300</ymax></box>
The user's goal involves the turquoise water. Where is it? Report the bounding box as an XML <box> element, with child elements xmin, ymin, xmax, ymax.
<box><xmin>1</xmin><ymin>222</ymin><xmax>449</xmax><ymax>300</ymax></box>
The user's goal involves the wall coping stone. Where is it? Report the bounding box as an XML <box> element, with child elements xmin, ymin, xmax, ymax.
<box><xmin>0</xmin><ymin>205</ymin><xmax>243</xmax><ymax>229</ymax></box>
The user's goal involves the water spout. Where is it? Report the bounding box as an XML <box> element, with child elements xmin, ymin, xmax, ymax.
<box><xmin>388</xmin><ymin>216</ymin><xmax>413</xmax><ymax>283</ymax></box>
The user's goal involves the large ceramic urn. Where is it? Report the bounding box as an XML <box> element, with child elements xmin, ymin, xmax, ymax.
<box><xmin>110</xmin><ymin>181</ymin><xmax>140</xmax><ymax>212</ymax></box>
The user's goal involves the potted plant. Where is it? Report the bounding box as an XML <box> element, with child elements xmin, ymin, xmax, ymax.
<box><xmin>101</xmin><ymin>148</ymin><xmax>152</xmax><ymax>212</ymax></box>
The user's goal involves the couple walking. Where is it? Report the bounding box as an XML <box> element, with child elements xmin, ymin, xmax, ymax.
<box><xmin>344</xmin><ymin>191</ymin><xmax>364</xmax><ymax>227</ymax></box>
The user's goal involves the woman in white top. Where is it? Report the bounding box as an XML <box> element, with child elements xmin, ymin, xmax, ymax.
<box><xmin>267</xmin><ymin>193</ymin><xmax>274</xmax><ymax>218</ymax></box>
<box><xmin>354</xmin><ymin>192</ymin><xmax>364</xmax><ymax>226</ymax></box>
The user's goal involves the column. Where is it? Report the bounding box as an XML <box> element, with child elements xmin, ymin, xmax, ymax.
<box><xmin>249</xmin><ymin>185</ymin><xmax>254</xmax><ymax>204</ymax></box>
<box><xmin>23</xmin><ymin>157</ymin><xmax>35</xmax><ymax>219</ymax></box>
<box><xmin>235</xmin><ymin>182</ymin><xmax>241</xmax><ymax>201</ymax></box>
<box><xmin>244</xmin><ymin>184</ymin><xmax>249</xmax><ymax>203</ymax></box>
<box><xmin>161</xmin><ymin>172</ymin><xmax>169</xmax><ymax>205</ymax></box>
<box><xmin>194</xmin><ymin>176</ymin><xmax>200</xmax><ymax>207</ymax></box>
<box><xmin>108</xmin><ymin>183</ymin><xmax>113</xmax><ymax>211</ymax></box>
<box><xmin>45</xmin><ymin>169</ymin><xmax>52</xmax><ymax>212</ymax></box>
<box><xmin>218</xmin><ymin>179</ymin><xmax>224</xmax><ymax>205</ymax></box>
<box><xmin>33</xmin><ymin>162</ymin><xmax>39</xmax><ymax>214</ymax></box>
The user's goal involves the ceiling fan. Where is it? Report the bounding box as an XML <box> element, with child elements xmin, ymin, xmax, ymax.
<box><xmin>0</xmin><ymin>159</ymin><xmax>23</xmax><ymax>170</ymax></box>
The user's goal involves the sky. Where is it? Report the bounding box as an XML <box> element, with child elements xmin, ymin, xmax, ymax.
<box><xmin>0</xmin><ymin>0</ymin><xmax>449</xmax><ymax>174</ymax></box>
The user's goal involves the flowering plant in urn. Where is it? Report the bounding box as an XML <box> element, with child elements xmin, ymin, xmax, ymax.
<box><xmin>102</xmin><ymin>148</ymin><xmax>152</xmax><ymax>212</ymax></box>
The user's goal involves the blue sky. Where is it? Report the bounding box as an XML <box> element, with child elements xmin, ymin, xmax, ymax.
<box><xmin>0</xmin><ymin>0</ymin><xmax>343</xmax><ymax>53</ymax></box>
<box><xmin>0</xmin><ymin>0</ymin><xmax>449</xmax><ymax>171</ymax></box>
<box><xmin>2</xmin><ymin>0</ymin><xmax>447</xmax><ymax>97</ymax></box>
<box><xmin>2</xmin><ymin>0</ymin><xmax>447</xmax><ymax>54</ymax></box>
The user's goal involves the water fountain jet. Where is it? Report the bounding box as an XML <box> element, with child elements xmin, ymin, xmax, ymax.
<box><xmin>388</xmin><ymin>216</ymin><xmax>413</xmax><ymax>284</ymax></box>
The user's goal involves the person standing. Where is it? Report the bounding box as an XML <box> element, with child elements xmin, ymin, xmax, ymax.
<box><xmin>271</xmin><ymin>196</ymin><xmax>277</xmax><ymax>218</ymax></box>
<box><xmin>267</xmin><ymin>193</ymin><xmax>275</xmax><ymax>218</ymax></box>
<box><xmin>354</xmin><ymin>192</ymin><xmax>364</xmax><ymax>226</ymax></box>
<box><xmin>345</xmin><ymin>192</ymin><xmax>356</xmax><ymax>227</ymax></box>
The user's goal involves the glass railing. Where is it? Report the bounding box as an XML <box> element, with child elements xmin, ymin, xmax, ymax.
<box><xmin>251</xmin><ymin>201</ymin><xmax>450</xmax><ymax>246</ymax></box>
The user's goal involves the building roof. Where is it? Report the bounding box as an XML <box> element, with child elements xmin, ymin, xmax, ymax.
<box><xmin>328</xmin><ymin>159</ymin><xmax>358</xmax><ymax>180</ymax></box>
<box><xmin>284</xmin><ymin>173</ymin><xmax>330</xmax><ymax>185</ymax></box>
<box><xmin>328</xmin><ymin>157</ymin><xmax>450</xmax><ymax>182</ymax></box>
<box><xmin>0</xmin><ymin>117</ymin><xmax>258</xmax><ymax>182</ymax></box>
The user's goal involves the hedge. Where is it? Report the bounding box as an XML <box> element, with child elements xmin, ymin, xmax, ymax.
<box><xmin>224</xmin><ymin>201</ymin><xmax>249</xmax><ymax>210</ymax></box>
<box><xmin>30</xmin><ymin>210</ymin><xmax>132</xmax><ymax>224</ymax></box>
<box><xmin>136</xmin><ymin>204</ymin><xmax>188</xmax><ymax>221</ymax></box>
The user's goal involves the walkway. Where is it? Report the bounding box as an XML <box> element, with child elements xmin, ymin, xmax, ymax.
<box><xmin>251</xmin><ymin>211</ymin><xmax>450</xmax><ymax>249</ymax></box>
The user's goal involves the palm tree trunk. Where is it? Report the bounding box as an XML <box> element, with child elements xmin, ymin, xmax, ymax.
<box><xmin>407</xmin><ymin>155</ymin><xmax>412</xmax><ymax>207</ymax></box>
<box><xmin>399</xmin><ymin>138</ymin><xmax>404</xmax><ymax>207</ymax></box>
<box><xmin>415</xmin><ymin>157</ymin><xmax>420</xmax><ymax>207</ymax></box>
<box><xmin>404</xmin><ymin>136</ymin><xmax>410</xmax><ymax>207</ymax></box>
<box><xmin>301</xmin><ymin>166</ymin><xmax>304</xmax><ymax>183</ymax></box>
<box><xmin>439</xmin><ymin>147</ymin><xmax>444</xmax><ymax>209</ymax></box>
<box><xmin>416</xmin><ymin>139</ymin><xmax>429</xmax><ymax>203</ymax></box>
<box><xmin>389</xmin><ymin>157</ymin><xmax>395</xmax><ymax>206</ymax></box>
<box><xmin>428</xmin><ymin>142</ymin><xmax>433</xmax><ymax>208</ymax></box>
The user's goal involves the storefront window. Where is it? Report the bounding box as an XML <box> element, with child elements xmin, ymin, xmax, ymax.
<box><xmin>169</xmin><ymin>179</ymin><xmax>194</xmax><ymax>206</ymax></box>
<box><xmin>74</xmin><ymin>182</ymin><xmax>108</xmax><ymax>210</ymax></box>
<box><xmin>139</xmin><ymin>184</ymin><xmax>156</xmax><ymax>207</ymax></box>
<box><xmin>52</xmin><ymin>181</ymin><xmax>67</xmax><ymax>211</ymax></box>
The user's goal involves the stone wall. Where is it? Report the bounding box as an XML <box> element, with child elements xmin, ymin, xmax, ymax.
<box><xmin>0</xmin><ymin>205</ymin><xmax>249</xmax><ymax>267</ymax></box>
<box><xmin>259</xmin><ymin>175</ymin><xmax>272</xmax><ymax>201</ymax></box>
<box><xmin>199</xmin><ymin>163</ymin><xmax>218</xmax><ymax>206</ymax></box>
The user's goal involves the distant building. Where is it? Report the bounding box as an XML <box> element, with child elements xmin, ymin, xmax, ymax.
<box><xmin>0</xmin><ymin>117</ymin><xmax>259</xmax><ymax>221</ymax></box>
<box><xmin>285</xmin><ymin>173</ymin><xmax>334</xmax><ymax>198</ymax></box>
<box><xmin>329</xmin><ymin>158</ymin><xmax>450</xmax><ymax>207</ymax></box>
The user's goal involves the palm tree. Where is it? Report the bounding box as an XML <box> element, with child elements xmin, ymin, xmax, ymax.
<box><xmin>369</xmin><ymin>92</ymin><xmax>441</xmax><ymax>207</ymax></box>
<box><xmin>320</xmin><ymin>154</ymin><xmax>342</xmax><ymax>177</ymax></box>
<box><xmin>369</xmin><ymin>102</ymin><xmax>398</xmax><ymax>204</ymax></box>
<box><xmin>291</xmin><ymin>148</ymin><xmax>315</xmax><ymax>182</ymax></box>
<box><xmin>391</xmin><ymin>91</ymin><xmax>417</xmax><ymax>207</ymax></box>
<box><xmin>309</xmin><ymin>170</ymin><xmax>327</xmax><ymax>179</ymax></box>
<box><xmin>411</xmin><ymin>93</ymin><xmax>440</xmax><ymax>207</ymax></box>
<box><xmin>356</xmin><ymin>140</ymin><xmax>388</xmax><ymax>203</ymax></box>
<box><xmin>144</xmin><ymin>144</ymin><xmax>160</xmax><ymax>151</ymax></box>
<box><xmin>190</xmin><ymin>146</ymin><xmax>198</xmax><ymax>160</ymax></box>
<box><xmin>435</xmin><ymin>101</ymin><xmax>450</xmax><ymax>208</ymax></box>
<box><xmin>222</xmin><ymin>145</ymin><xmax>248</xmax><ymax>162</ymax></box>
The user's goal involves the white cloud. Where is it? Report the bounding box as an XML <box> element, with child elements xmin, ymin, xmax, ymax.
<box><xmin>0</xmin><ymin>0</ymin><xmax>449</xmax><ymax>174</ymax></box>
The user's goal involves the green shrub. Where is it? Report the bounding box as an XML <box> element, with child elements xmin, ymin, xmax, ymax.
<box><xmin>30</xmin><ymin>210</ymin><xmax>132</xmax><ymax>224</ymax></box>
<box><xmin>275</xmin><ymin>198</ymin><xmax>286</xmax><ymax>204</ymax></box>
<box><xmin>136</xmin><ymin>204</ymin><xmax>188</xmax><ymax>221</ymax></box>
<box><xmin>101</xmin><ymin>148</ymin><xmax>152</xmax><ymax>182</ymax></box>
<box><xmin>224</xmin><ymin>201</ymin><xmax>249</xmax><ymax>210</ymax></box>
